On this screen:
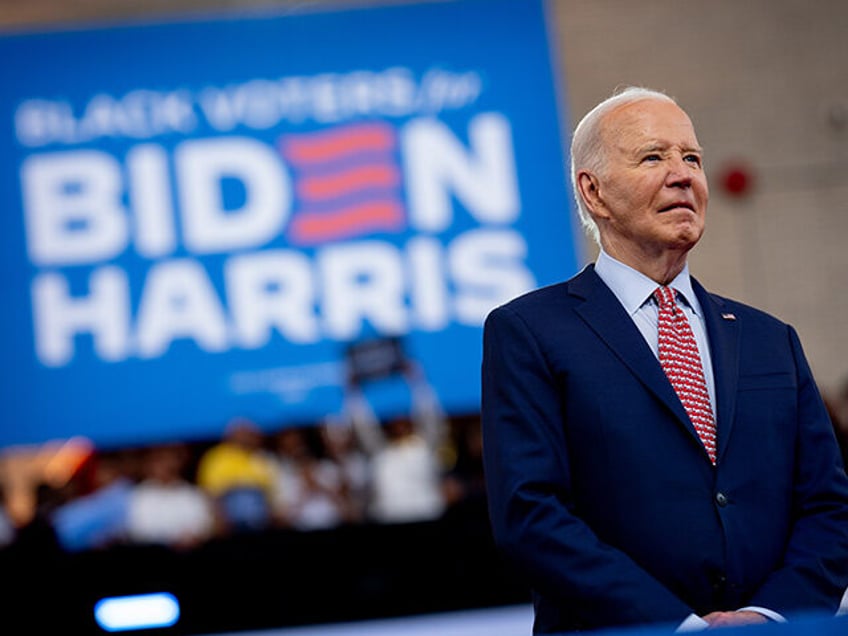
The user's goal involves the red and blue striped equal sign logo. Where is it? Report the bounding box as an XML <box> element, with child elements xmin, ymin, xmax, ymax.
<box><xmin>280</xmin><ymin>121</ymin><xmax>406</xmax><ymax>245</ymax></box>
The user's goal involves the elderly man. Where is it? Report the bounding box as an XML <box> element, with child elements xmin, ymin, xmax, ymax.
<box><xmin>481</xmin><ymin>87</ymin><xmax>848</xmax><ymax>633</ymax></box>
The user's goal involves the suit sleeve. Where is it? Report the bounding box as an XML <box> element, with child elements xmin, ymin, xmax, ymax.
<box><xmin>481</xmin><ymin>305</ymin><xmax>695</xmax><ymax>628</ymax></box>
<box><xmin>748</xmin><ymin>326</ymin><xmax>848</xmax><ymax>616</ymax></box>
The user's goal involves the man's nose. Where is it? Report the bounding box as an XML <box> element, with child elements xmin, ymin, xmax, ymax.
<box><xmin>666</xmin><ymin>157</ymin><xmax>693</xmax><ymax>187</ymax></box>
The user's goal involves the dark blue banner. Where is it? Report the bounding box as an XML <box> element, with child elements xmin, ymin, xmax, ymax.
<box><xmin>0</xmin><ymin>0</ymin><xmax>581</xmax><ymax>448</ymax></box>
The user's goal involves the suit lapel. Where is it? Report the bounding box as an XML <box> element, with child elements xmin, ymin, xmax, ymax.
<box><xmin>692</xmin><ymin>278</ymin><xmax>740</xmax><ymax>464</ymax></box>
<box><xmin>570</xmin><ymin>267</ymin><xmax>698</xmax><ymax>441</ymax></box>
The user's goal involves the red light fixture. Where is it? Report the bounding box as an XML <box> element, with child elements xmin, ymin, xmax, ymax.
<box><xmin>718</xmin><ymin>162</ymin><xmax>754</xmax><ymax>198</ymax></box>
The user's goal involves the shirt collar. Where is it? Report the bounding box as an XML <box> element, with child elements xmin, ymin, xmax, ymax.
<box><xmin>594</xmin><ymin>249</ymin><xmax>702</xmax><ymax>317</ymax></box>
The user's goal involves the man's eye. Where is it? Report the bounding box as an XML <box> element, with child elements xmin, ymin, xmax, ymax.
<box><xmin>684</xmin><ymin>154</ymin><xmax>702</xmax><ymax>166</ymax></box>
<box><xmin>642</xmin><ymin>154</ymin><xmax>661</xmax><ymax>162</ymax></box>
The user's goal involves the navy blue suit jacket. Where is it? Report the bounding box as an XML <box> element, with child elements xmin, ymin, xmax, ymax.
<box><xmin>481</xmin><ymin>265</ymin><xmax>848</xmax><ymax>633</ymax></box>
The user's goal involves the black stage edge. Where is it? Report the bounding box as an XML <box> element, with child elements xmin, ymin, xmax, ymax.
<box><xmin>0</xmin><ymin>502</ymin><xmax>530</xmax><ymax>634</ymax></box>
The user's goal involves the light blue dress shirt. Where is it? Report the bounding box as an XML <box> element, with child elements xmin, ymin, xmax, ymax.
<box><xmin>594</xmin><ymin>249</ymin><xmax>716</xmax><ymax>414</ymax></box>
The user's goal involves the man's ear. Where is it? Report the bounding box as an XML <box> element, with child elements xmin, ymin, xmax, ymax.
<box><xmin>576</xmin><ymin>170</ymin><xmax>607</xmax><ymax>219</ymax></box>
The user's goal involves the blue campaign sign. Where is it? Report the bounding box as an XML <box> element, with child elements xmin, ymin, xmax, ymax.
<box><xmin>0</xmin><ymin>0</ymin><xmax>581</xmax><ymax>448</ymax></box>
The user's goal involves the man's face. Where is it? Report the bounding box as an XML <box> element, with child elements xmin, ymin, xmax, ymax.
<box><xmin>588</xmin><ymin>99</ymin><xmax>708</xmax><ymax>258</ymax></box>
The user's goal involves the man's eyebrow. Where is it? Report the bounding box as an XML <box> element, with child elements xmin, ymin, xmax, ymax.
<box><xmin>633</xmin><ymin>142</ymin><xmax>668</xmax><ymax>156</ymax></box>
<box><xmin>636</xmin><ymin>143</ymin><xmax>704</xmax><ymax>154</ymax></box>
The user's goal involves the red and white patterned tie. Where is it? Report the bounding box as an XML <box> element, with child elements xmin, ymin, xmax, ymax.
<box><xmin>654</xmin><ymin>286</ymin><xmax>717</xmax><ymax>464</ymax></box>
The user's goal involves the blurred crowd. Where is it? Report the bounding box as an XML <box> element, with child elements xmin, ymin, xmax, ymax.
<box><xmin>1</xmin><ymin>370</ymin><xmax>847</xmax><ymax>558</ymax></box>
<box><xmin>826</xmin><ymin>378</ymin><xmax>848</xmax><ymax>473</ymax></box>
<box><xmin>0</xmin><ymin>370</ymin><xmax>486</xmax><ymax>555</ymax></box>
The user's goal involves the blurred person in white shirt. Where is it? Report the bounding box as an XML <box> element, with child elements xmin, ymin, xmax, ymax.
<box><xmin>128</xmin><ymin>443</ymin><xmax>215</xmax><ymax>549</ymax></box>
<box><xmin>344</xmin><ymin>362</ymin><xmax>449</xmax><ymax>524</ymax></box>
<box><xmin>270</xmin><ymin>426</ymin><xmax>355</xmax><ymax>531</ymax></box>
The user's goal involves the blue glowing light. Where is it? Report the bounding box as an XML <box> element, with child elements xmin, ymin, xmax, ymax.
<box><xmin>94</xmin><ymin>592</ymin><xmax>180</xmax><ymax>632</ymax></box>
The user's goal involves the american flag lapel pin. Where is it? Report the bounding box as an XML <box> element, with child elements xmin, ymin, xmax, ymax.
<box><xmin>721</xmin><ymin>312</ymin><xmax>736</xmax><ymax>321</ymax></box>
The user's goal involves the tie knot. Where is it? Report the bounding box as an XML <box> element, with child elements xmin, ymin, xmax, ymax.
<box><xmin>654</xmin><ymin>286</ymin><xmax>677</xmax><ymax>307</ymax></box>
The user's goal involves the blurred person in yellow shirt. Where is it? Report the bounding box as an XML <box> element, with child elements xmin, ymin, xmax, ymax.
<box><xmin>197</xmin><ymin>418</ymin><xmax>276</xmax><ymax>533</ymax></box>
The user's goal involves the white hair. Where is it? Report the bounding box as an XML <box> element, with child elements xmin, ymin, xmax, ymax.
<box><xmin>569</xmin><ymin>86</ymin><xmax>677</xmax><ymax>245</ymax></box>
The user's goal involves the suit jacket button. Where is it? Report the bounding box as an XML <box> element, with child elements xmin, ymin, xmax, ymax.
<box><xmin>715</xmin><ymin>492</ymin><xmax>729</xmax><ymax>507</ymax></box>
